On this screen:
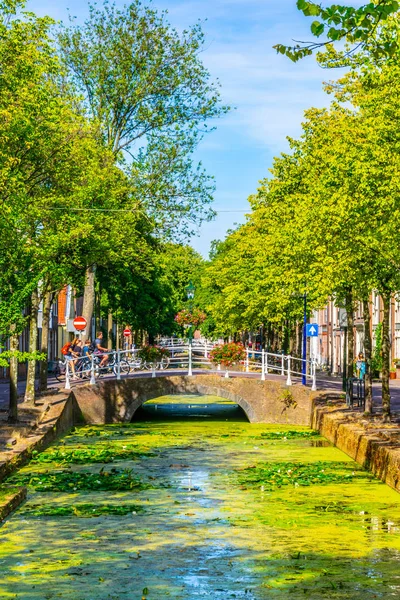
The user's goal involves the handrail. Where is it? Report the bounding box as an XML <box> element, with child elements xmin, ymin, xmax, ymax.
<box><xmin>64</xmin><ymin>345</ymin><xmax>318</xmax><ymax>391</ymax></box>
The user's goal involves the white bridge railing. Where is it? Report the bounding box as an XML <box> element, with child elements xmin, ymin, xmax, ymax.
<box><xmin>63</xmin><ymin>344</ymin><xmax>317</xmax><ymax>391</ymax></box>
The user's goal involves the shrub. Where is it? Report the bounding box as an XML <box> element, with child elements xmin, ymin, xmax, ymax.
<box><xmin>137</xmin><ymin>345</ymin><xmax>169</xmax><ymax>364</ymax></box>
<box><xmin>175</xmin><ymin>308</ymin><xmax>206</xmax><ymax>328</ymax></box>
<box><xmin>209</xmin><ymin>342</ymin><xmax>245</xmax><ymax>367</ymax></box>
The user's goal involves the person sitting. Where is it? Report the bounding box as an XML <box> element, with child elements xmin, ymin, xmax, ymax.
<box><xmin>94</xmin><ymin>332</ymin><xmax>109</xmax><ymax>367</ymax></box>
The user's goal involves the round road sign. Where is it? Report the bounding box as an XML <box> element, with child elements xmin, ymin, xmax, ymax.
<box><xmin>73</xmin><ymin>316</ymin><xmax>87</xmax><ymax>331</ymax></box>
<box><xmin>123</xmin><ymin>328</ymin><xmax>132</xmax><ymax>337</ymax></box>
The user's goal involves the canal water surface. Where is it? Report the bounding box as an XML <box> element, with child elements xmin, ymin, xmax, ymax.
<box><xmin>1</xmin><ymin>394</ymin><xmax>400</xmax><ymax>599</ymax></box>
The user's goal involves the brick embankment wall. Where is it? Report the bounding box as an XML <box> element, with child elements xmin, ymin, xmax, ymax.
<box><xmin>311</xmin><ymin>394</ymin><xmax>400</xmax><ymax>494</ymax></box>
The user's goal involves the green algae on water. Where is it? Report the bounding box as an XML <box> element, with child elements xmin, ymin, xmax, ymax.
<box><xmin>1</xmin><ymin>395</ymin><xmax>400</xmax><ymax>600</ymax></box>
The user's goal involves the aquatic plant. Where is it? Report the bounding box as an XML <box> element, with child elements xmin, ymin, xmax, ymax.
<box><xmin>30</xmin><ymin>445</ymin><xmax>155</xmax><ymax>465</ymax></box>
<box><xmin>258</xmin><ymin>430</ymin><xmax>320</xmax><ymax>440</ymax></box>
<box><xmin>8</xmin><ymin>468</ymin><xmax>156</xmax><ymax>492</ymax></box>
<box><xmin>20</xmin><ymin>502</ymin><xmax>144</xmax><ymax>518</ymax></box>
<box><xmin>235</xmin><ymin>461</ymin><xmax>372</xmax><ymax>491</ymax></box>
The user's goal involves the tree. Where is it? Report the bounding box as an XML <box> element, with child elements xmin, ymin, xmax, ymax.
<box><xmin>58</xmin><ymin>0</ymin><xmax>228</xmax><ymax>327</ymax></box>
<box><xmin>97</xmin><ymin>242</ymin><xmax>204</xmax><ymax>341</ymax></box>
<box><xmin>275</xmin><ymin>0</ymin><xmax>400</xmax><ymax>61</ymax></box>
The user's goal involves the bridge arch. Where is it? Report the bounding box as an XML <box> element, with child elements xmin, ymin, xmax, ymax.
<box><xmin>71</xmin><ymin>375</ymin><xmax>313</xmax><ymax>426</ymax></box>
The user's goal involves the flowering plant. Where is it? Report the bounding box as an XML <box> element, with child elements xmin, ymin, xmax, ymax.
<box><xmin>209</xmin><ymin>342</ymin><xmax>246</xmax><ymax>367</ymax></box>
<box><xmin>137</xmin><ymin>345</ymin><xmax>169</xmax><ymax>364</ymax></box>
<box><xmin>175</xmin><ymin>308</ymin><xmax>206</xmax><ymax>328</ymax></box>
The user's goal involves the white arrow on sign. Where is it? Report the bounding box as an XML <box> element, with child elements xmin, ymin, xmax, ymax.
<box><xmin>309</xmin><ymin>326</ymin><xmax>317</xmax><ymax>335</ymax></box>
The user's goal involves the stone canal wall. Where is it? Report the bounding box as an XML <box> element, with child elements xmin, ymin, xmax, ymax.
<box><xmin>311</xmin><ymin>396</ymin><xmax>400</xmax><ymax>494</ymax></box>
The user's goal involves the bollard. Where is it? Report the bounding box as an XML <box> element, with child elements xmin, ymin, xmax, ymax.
<box><xmin>117</xmin><ymin>350</ymin><xmax>121</xmax><ymax>381</ymax></box>
<box><xmin>245</xmin><ymin>349</ymin><xmax>249</xmax><ymax>373</ymax></box>
<box><xmin>65</xmin><ymin>361</ymin><xmax>71</xmax><ymax>391</ymax></box>
<box><xmin>312</xmin><ymin>360</ymin><xmax>317</xmax><ymax>391</ymax></box>
<box><xmin>188</xmin><ymin>341</ymin><xmax>193</xmax><ymax>377</ymax></box>
<box><xmin>281</xmin><ymin>354</ymin><xmax>285</xmax><ymax>377</ymax></box>
<box><xmin>286</xmin><ymin>356</ymin><xmax>292</xmax><ymax>386</ymax></box>
<box><xmin>90</xmin><ymin>354</ymin><xmax>96</xmax><ymax>385</ymax></box>
<box><xmin>261</xmin><ymin>349</ymin><xmax>266</xmax><ymax>381</ymax></box>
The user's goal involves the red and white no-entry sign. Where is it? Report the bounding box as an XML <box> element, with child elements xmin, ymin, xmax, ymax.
<box><xmin>73</xmin><ymin>316</ymin><xmax>87</xmax><ymax>331</ymax></box>
<box><xmin>123</xmin><ymin>328</ymin><xmax>132</xmax><ymax>337</ymax></box>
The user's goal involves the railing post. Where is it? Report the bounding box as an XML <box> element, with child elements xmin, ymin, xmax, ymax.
<box><xmin>152</xmin><ymin>361</ymin><xmax>156</xmax><ymax>378</ymax></box>
<box><xmin>188</xmin><ymin>340</ymin><xmax>193</xmax><ymax>377</ymax></box>
<box><xmin>281</xmin><ymin>354</ymin><xmax>285</xmax><ymax>377</ymax></box>
<box><xmin>286</xmin><ymin>356</ymin><xmax>292</xmax><ymax>386</ymax></box>
<box><xmin>204</xmin><ymin>342</ymin><xmax>207</xmax><ymax>359</ymax></box>
<box><xmin>225</xmin><ymin>368</ymin><xmax>229</xmax><ymax>378</ymax></box>
<box><xmin>217</xmin><ymin>363</ymin><xmax>221</xmax><ymax>371</ymax></box>
<box><xmin>65</xmin><ymin>360</ymin><xmax>71</xmax><ymax>391</ymax></box>
<box><xmin>261</xmin><ymin>349</ymin><xmax>266</xmax><ymax>381</ymax></box>
<box><xmin>245</xmin><ymin>349</ymin><xmax>249</xmax><ymax>373</ymax></box>
<box><xmin>265</xmin><ymin>351</ymin><xmax>268</xmax><ymax>374</ymax></box>
<box><xmin>312</xmin><ymin>359</ymin><xmax>317</xmax><ymax>391</ymax></box>
<box><xmin>90</xmin><ymin>354</ymin><xmax>96</xmax><ymax>385</ymax></box>
<box><xmin>117</xmin><ymin>350</ymin><xmax>121</xmax><ymax>381</ymax></box>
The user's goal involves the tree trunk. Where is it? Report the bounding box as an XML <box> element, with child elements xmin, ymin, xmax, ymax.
<box><xmin>363</xmin><ymin>297</ymin><xmax>373</xmax><ymax>414</ymax></box>
<box><xmin>39</xmin><ymin>291</ymin><xmax>53</xmax><ymax>392</ymax></box>
<box><xmin>345</xmin><ymin>294</ymin><xmax>355</xmax><ymax>380</ymax></box>
<box><xmin>107</xmin><ymin>311</ymin><xmax>113</xmax><ymax>349</ymax></box>
<box><xmin>82</xmin><ymin>265</ymin><xmax>96</xmax><ymax>339</ymax></box>
<box><xmin>8</xmin><ymin>332</ymin><xmax>19</xmax><ymax>423</ymax></box>
<box><xmin>24</xmin><ymin>290</ymin><xmax>39</xmax><ymax>404</ymax></box>
<box><xmin>381</xmin><ymin>292</ymin><xmax>391</xmax><ymax>420</ymax></box>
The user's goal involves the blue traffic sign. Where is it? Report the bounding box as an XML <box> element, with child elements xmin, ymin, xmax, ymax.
<box><xmin>306</xmin><ymin>323</ymin><xmax>319</xmax><ymax>337</ymax></box>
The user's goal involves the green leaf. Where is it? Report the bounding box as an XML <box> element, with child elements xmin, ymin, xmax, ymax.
<box><xmin>311</xmin><ymin>20</ymin><xmax>325</xmax><ymax>36</ymax></box>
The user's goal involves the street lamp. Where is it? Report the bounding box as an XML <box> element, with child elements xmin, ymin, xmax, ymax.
<box><xmin>186</xmin><ymin>281</ymin><xmax>195</xmax><ymax>302</ymax></box>
<box><xmin>186</xmin><ymin>281</ymin><xmax>195</xmax><ymax>378</ymax></box>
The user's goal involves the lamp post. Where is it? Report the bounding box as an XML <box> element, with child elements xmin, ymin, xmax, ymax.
<box><xmin>186</xmin><ymin>281</ymin><xmax>195</xmax><ymax>376</ymax></box>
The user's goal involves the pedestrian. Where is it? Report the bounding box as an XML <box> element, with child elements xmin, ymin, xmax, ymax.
<box><xmin>355</xmin><ymin>352</ymin><xmax>366</xmax><ymax>380</ymax></box>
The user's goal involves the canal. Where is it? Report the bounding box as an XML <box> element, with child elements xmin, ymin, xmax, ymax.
<box><xmin>1</xmin><ymin>394</ymin><xmax>400</xmax><ymax>599</ymax></box>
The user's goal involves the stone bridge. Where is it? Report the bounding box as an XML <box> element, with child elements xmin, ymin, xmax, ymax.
<box><xmin>71</xmin><ymin>375</ymin><xmax>314</xmax><ymax>426</ymax></box>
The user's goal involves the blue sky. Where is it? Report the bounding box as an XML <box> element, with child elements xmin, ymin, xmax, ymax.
<box><xmin>28</xmin><ymin>0</ymin><xmax>352</xmax><ymax>257</ymax></box>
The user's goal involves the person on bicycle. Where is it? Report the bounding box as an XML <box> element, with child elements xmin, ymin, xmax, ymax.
<box><xmin>94</xmin><ymin>332</ymin><xmax>109</xmax><ymax>367</ymax></box>
<box><xmin>67</xmin><ymin>337</ymin><xmax>80</xmax><ymax>380</ymax></box>
<box><xmin>83</xmin><ymin>340</ymin><xmax>91</xmax><ymax>357</ymax></box>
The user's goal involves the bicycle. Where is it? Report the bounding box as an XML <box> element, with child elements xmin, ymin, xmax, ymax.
<box><xmin>92</xmin><ymin>352</ymin><xmax>131</xmax><ymax>377</ymax></box>
<box><xmin>54</xmin><ymin>356</ymin><xmax>91</xmax><ymax>382</ymax></box>
<box><xmin>143</xmin><ymin>356</ymin><xmax>170</xmax><ymax>371</ymax></box>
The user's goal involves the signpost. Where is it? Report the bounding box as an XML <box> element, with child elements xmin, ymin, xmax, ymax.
<box><xmin>306</xmin><ymin>323</ymin><xmax>319</xmax><ymax>337</ymax></box>
<box><xmin>73</xmin><ymin>316</ymin><xmax>87</xmax><ymax>332</ymax></box>
<box><xmin>123</xmin><ymin>328</ymin><xmax>132</xmax><ymax>351</ymax></box>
